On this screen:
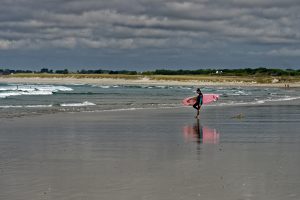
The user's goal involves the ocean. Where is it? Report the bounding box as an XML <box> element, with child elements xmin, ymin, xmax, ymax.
<box><xmin>0</xmin><ymin>82</ymin><xmax>300</xmax><ymax>118</ymax></box>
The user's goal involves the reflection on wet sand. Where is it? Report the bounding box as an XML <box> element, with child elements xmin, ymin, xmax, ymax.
<box><xmin>183</xmin><ymin>119</ymin><xmax>220</xmax><ymax>144</ymax></box>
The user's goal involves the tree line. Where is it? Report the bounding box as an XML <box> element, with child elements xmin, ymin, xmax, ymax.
<box><xmin>1</xmin><ymin>67</ymin><xmax>300</xmax><ymax>76</ymax></box>
<box><xmin>0</xmin><ymin>68</ymin><xmax>137</xmax><ymax>75</ymax></box>
<box><xmin>143</xmin><ymin>68</ymin><xmax>300</xmax><ymax>76</ymax></box>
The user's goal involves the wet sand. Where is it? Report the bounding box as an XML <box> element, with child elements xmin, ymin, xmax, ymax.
<box><xmin>1</xmin><ymin>105</ymin><xmax>300</xmax><ymax>200</ymax></box>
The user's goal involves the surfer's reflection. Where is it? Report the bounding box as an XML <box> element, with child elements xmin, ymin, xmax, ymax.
<box><xmin>183</xmin><ymin>119</ymin><xmax>220</xmax><ymax>144</ymax></box>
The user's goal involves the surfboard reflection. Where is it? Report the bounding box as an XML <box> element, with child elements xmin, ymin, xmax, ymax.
<box><xmin>183</xmin><ymin>119</ymin><xmax>220</xmax><ymax>144</ymax></box>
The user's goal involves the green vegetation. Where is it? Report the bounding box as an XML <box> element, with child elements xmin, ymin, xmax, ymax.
<box><xmin>1</xmin><ymin>67</ymin><xmax>300</xmax><ymax>84</ymax></box>
<box><xmin>142</xmin><ymin>68</ymin><xmax>300</xmax><ymax>76</ymax></box>
<box><xmin>147</xmin><ymin>75</ymin><xmax>300</xmax><ymax>83</ymax></box>
<box><xmin>6</xmin><ymin>73</ymin><xmax>141</xmax><ymax>80</ymax></box>
<box><xmin>1</xmin><ymin>67</ymin><xmax>300</xmax><ymax>76</ymax></box>
<box><xmin>0</xmin><ymin>68</ymin><xmax>138</xmax><ymax>75</ymax></box>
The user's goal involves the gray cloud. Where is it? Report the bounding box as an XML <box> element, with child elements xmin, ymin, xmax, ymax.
<box><xmin>1</xmin><ymin>0</ymin><xmax>300</xmax><ymax>68</ymax></box>
<box><xmin>266</xmin><ymin>48</ymin><xmax>300</xmax><ymax>57</ymax></box>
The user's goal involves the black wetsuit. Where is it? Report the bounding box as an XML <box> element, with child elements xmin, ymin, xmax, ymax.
<box><xmin>193</xmin><ymin>93</ymin><xmax>203</xmax><ymax>110</ymax></box>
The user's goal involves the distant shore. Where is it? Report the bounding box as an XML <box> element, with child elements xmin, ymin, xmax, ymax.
<box><xmin>1</xmin><ymin>74</ymin><xmax>300</xmax><ymax>87</ymax></box>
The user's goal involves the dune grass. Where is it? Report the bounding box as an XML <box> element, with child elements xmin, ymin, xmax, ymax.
<box><xmin>148</xmin><ymin>75</ymin><xmax>300</xmax><ymax>84</ymax></box>
<box><xmin>6</xmin><ymin>73</ymin><xmax>142</xmax><ymax>80</ymax></box>
<box><xmin>3</xmin><ymin>73</ymin><xmax>300</xmax><ymax>84</ymax></box>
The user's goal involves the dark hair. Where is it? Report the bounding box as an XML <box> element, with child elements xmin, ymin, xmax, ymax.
<box><xmin>196</xmin><ymin>88</ymin><xmax>202</xmax><ymax>95</ymax></box>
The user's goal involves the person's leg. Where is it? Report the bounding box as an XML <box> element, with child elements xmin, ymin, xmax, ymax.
<box><xmin>193</xmin><ymin>103</ymin><xmax>200</xmax><ymax>118</ymax></box>
<box><xmin>195</xmin><ymin>105</ymin><xmax>202</xmax><ymax>118</ymax></box>
<box><xmin>196</xmin><ymin>109</ymin><xmax>199</xmax><ymax>118</ymax></box>
<box><xmin>193</xmin><ymin>103</ymin><xmax>197</xmax><ymax>110</ymax></box>
<box><xmin>194</xmin><ymin>105</ymin><xmax>199</xmax><ymax>118</ymax></box>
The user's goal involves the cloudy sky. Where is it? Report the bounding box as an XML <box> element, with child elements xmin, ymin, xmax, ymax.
<box><xmin>1</xmin><ymin>0</ymin><xmax>300</xmax><ymax>70</ymax></box>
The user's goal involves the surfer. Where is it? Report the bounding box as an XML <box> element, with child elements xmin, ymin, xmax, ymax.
<box><xmin>193</xmin><ymin>88</ymin><xmax>203</xmax><ymax>119</ymax></box>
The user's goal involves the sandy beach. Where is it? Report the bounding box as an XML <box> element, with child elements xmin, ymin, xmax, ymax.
<box><xmin>1</xmin><ymin>77</ymin><xmax>300</xmax><ymax>87</ymax></box>
<box><xmin>1</xmin><ymin>104</ymin><xmax>300</xmax><ymax>200</ymax></box>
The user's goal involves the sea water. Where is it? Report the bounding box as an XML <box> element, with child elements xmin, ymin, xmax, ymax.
<box><xmin>0</xmin><ymin>83</ymin><xmax>299</xmax><ymax>117</ymax></box>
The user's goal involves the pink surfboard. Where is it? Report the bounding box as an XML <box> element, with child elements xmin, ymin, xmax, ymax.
<box><xmin>182</xmin><ymin>94</ymin><xmax>219</xmax><ymax>106</ymax></box>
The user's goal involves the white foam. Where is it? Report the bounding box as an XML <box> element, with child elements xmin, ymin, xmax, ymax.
<box><xmin>213</xmin><ymin>96</ymin><xmax>300</xmax><ymax>107</ymax></box>
<box><xmin>256</xmin><ymin>100</ymin><xmax>266</xmax><ymax>104</ymax></box>
<box><xmin>248</xmin><ymin>96</ymin><xmax>300</xmax><ymax>105</ymax></box>
<box><xmin>70</xmin><ymin>83</ymin><xmax>86</xmax><ymax>86</ymax></box>
<box><xmin>0</xmin><ymin>104</ymin><xmax>52</xmax><ymax>108</ymax></box>
<box><xmin>265</xmin><ymin>96</ymin><xmax>300</xmax><ymax>102</ymax></box>
<box><xmin>0</xmin><ymin>105</ymin><xmax>23</xmax><ymax>108</ymax></box>
<box><xmin>156</xmin><ymin>86</ymin><xmax>166</xmax><ymax>89</ymax></box>
<box><xmin>180</xmin><ymin>86</ymin><xmax>192</xmax><ymax>90</ymax></box>
<box><xmin>0</xmin><ymin>84</ymin><xmax>73</xmax><ymax>98</ymax></box>
<box><xmin>25</xmin><ymin>105</ymin><xmax>53</xmax><ymax>108</ymax></box>
<box><xmin>60</xmin><ymin>101</ymin><xmax>96</xmax><ymax>107</ymax></box>
<box><xmin>226</xmin><ymin>90</ymin><xmax>250</xmax><ymax>96</ymax></box>
<box><xmin>91</xmin><ymin>85</ymin><xmax>111</xmax><ymax>89</ymax></box>
<box><xmin>99</xmin><ymin>86</ymin><xmax>110</xmax><ymax>89</ymax></box>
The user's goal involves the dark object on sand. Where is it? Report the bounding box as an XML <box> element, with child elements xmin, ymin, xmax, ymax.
<box><xmin>231</xmin><ymin>113</ymin><xmax>245</xmax><ymax>119</ymax></box>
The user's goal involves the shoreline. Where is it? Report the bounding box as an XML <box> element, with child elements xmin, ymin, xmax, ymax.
<box><xmin>1</xmin><ymin>77</ymin><xmax>300</xmax><ymax>87</ymax></box>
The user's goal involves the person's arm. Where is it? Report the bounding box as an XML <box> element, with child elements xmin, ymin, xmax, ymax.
<box><xmin>199</xmin><ymin>94</ymin><xmax>203</xmax><ymax>105</ymax></box>
<box><xmin>196</xmin><ymin>95</ymin><xmax>201</xmax><ymax>104</ymax></box>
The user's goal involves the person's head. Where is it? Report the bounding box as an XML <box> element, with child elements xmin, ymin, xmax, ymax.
<box><xmin>196</xmin><ymin>88</ymin><xmax>201</xmax><ymax>94</ymax></box>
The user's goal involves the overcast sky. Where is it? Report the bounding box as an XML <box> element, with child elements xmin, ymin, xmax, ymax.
<box><xmin>1</xmin><ymin>0</ymin><xmax>300</xmax><ymax>70</ymax></box>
